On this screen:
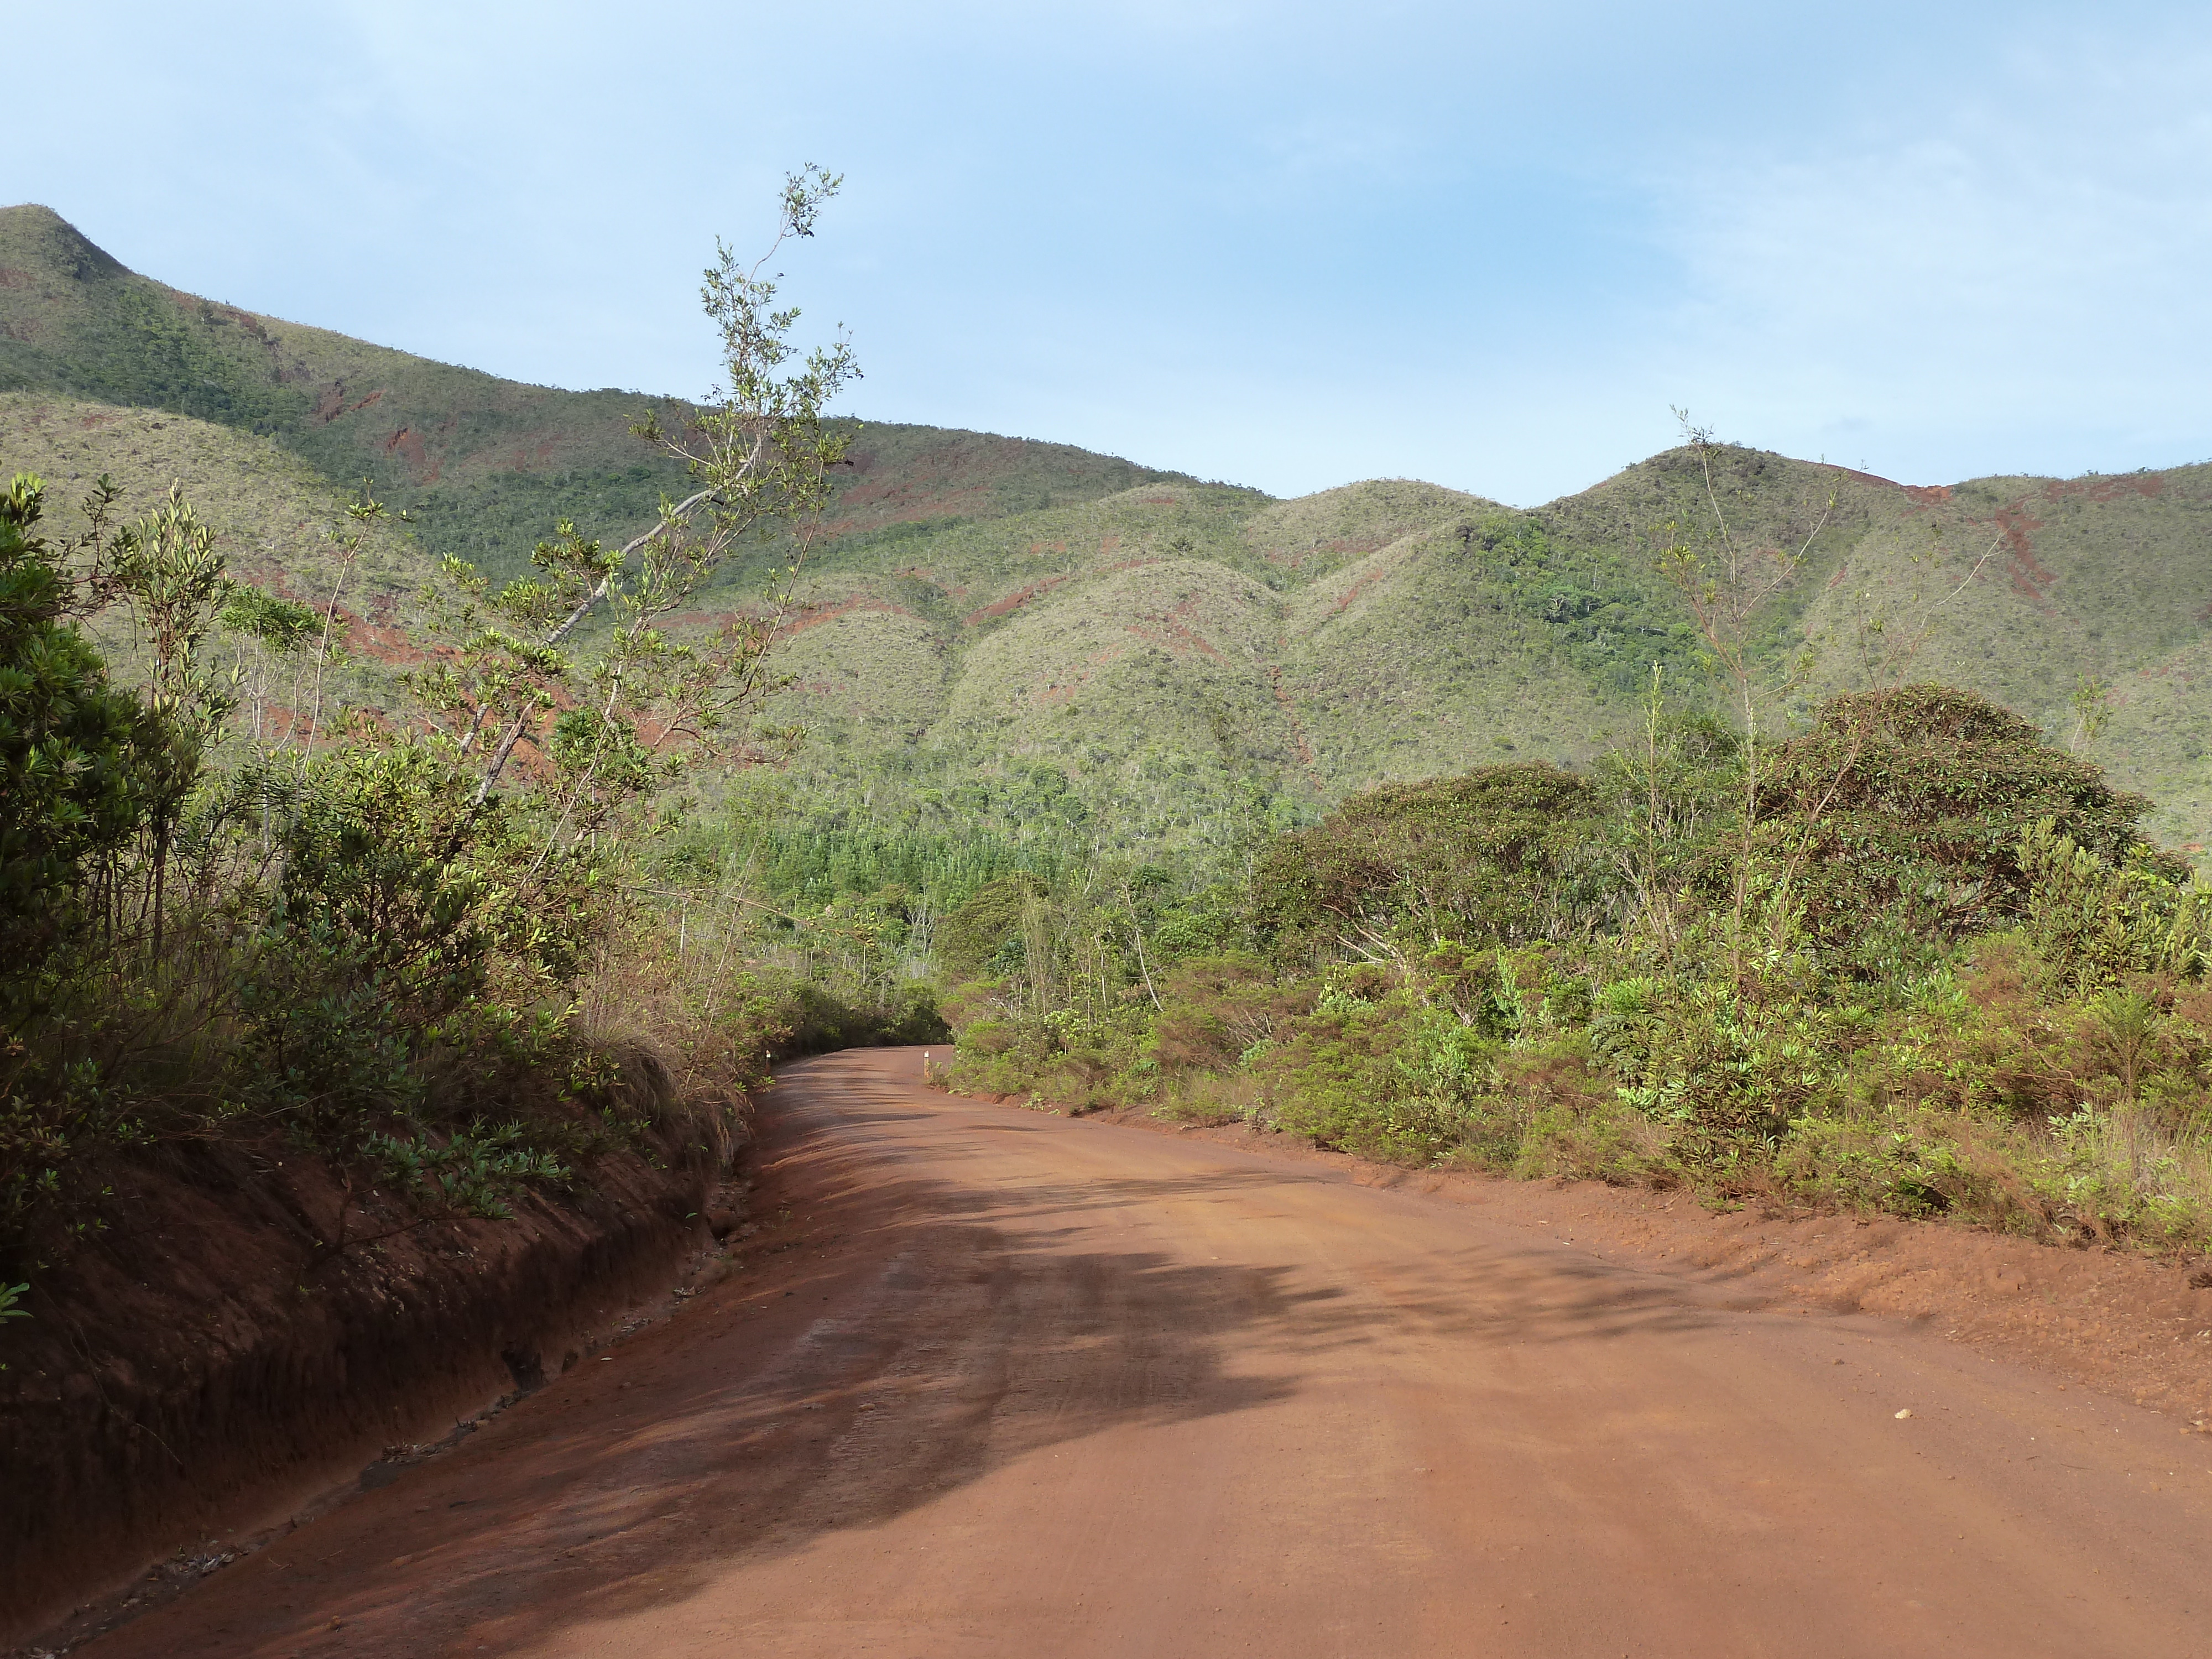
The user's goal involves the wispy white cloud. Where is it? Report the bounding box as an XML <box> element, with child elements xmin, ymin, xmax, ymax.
<box><xmin>1645</xmin><ymin>24</ymin><xmax>2212</xmax><ymax>478</ymax></box>
<box><xmin>10</xmin><ymin>2</ymin><xmax>2212</xmax><ymax>500</ymax></box>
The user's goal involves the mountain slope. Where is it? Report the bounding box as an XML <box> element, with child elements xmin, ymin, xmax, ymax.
<box><xmin>761</xmin><ymin>447</ymin><xmax>2211</xmax><ymax>863</ymax></box>
<box><xmin>0</xmin><ymin>205</ymin><xmax>1194</xmax><ymax>578</ymax></box>
<box><xmin>1788</xmin><ymin>463</ymin><xmax>2212</xmax><ymax>849</ymax></box>
<box><xmin>4</xmin><ymin>204</ymin><xmax>2206</xmax><ymax>869</ymax></box>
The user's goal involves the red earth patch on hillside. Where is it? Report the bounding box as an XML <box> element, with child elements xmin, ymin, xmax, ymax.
<box><xmin>1991</xmin><ymin>504</ymin><xmax>2060</xmax><ymax>613</ymax></box>
<box><xmin>780</xmin><ymin>594</ymin><xmax>918</xmax><ymax>638</ymax></box>
<box><xmin>311</xmin><ymin>384</ymin><xmax>391</xmax><ymax>425</ymax></box>
<box><xmin>1122</xmin><ymin>592</ymin><xmax>1226</xmax><ymax>661</ymax></box>
<box><xmin>964</xmin><ymin>575</ymin><xmax>1073</xmax><ymax>625</ymax></box>
<box><xmin>2043</xmin><ymin>473</ymin><xmax>2166</xmax><ymax>504</ymax></box>
<box><xmin>1267</xmin><ymin>662</ymin><xmax>1318</xmax><ymax>770</ymax></box>
<box><xmin>1329</xmin><ymin>566</ymin><xmax>1391</xmax><ymax>617</ymax></box>
<box><xmin>346</xmin><ymin>608</ymin><xmax>436</xmax><ymax>669</ymax></box>
<box><xmin>383</xmin><ymin>425</ymin><xmax>443</xmax><ymax>484</ymax></box>
<box><xmin>1125</xmin><ymin>620</ymin><xmax>1222</xmax><ymax>661</ymax></box>
<box><xmin>1832</xmin><ymin>466</ymin><xmax>1903</xmax><ymax>490</ymax></box>
<box><xmin>258</xmin><ymin>701</ymin><xmax>411</xmax><ymax>749</ymax></box>
<box><xmin>970</xmin><ymin>551</ymin><xmax>1175</xmax><ymax>627</ymax></box>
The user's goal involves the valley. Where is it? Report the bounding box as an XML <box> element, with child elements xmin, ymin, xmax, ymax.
<box><xmin>7</xmin><ymin>189</ymin><xmax>2212</xmax><ymax>1655</ymax></box>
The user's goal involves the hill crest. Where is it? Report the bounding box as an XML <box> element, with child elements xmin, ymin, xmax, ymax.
<box><xmin>3</xmin><ymin>205</ymin><xmax>2206</xmax><ymax>862</ymax></box>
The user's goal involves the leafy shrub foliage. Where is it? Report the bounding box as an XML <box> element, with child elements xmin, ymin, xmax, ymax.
<box><xmin>0</xmin><ymin>172</ymin><xmax>947</xmax><ymax>1285</ymax></box>
<box><xmin>0</xmin><ymin>463</ymin><xmax>800</xmax><ymax>1270</ymax></box>
<box><xmin>936</xmin><ymin>680</ymin><xmax>2212</xmax><ymax>1256</ymax></box>
<box><xmin>1762</xmin><ymin>685</ymin><xmax>2183</xmax><ymax>962</ymax></box>
<box><xmin>1255</xmin><ymin>763</ymin><xmax>1611</xmax><ymax>953</ymax></box>
<box><xmin>0</xmin><ymin>475</ymin><xmax>149</xmax><ymax>990</ymax></box>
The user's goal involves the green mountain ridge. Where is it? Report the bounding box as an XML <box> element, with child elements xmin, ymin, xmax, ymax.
<box><xmin>755</xmin><ymin>449</ymin><xmax>2212</xmax><ymax>864</ymax></box>
<box><xmin>3</xmin><ymin>203</ymin><xmax>2207</xmax><ymax>878</ymax></box>
<box><xmin>0</xmin><ymin>204</ymin><xmax>1193</xmax><ymax>576</ymax></box>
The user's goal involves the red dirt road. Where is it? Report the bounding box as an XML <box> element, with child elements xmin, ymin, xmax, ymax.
<box><xmin>80</xmin><ymin>1049</ymin><xmax>2212</xmax><ymax>1657</ymax></box>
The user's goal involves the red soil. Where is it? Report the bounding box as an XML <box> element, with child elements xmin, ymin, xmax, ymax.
<box><xmin>55</xmin><ymin>1050</ymin><xmax>2212</xmax><ymax>1659</ymax></box>
<box><xmin>1267</xmin><ymin>661</ymin><xmax>1318</xmax><ymax>770</ymax></box>
<box><xmin>1991</xmin><ymin>504</ymin><xmax>2060</xmax><ymax>612</ymax></box>
<box><xmin>1330</xmin><ymin>565</ymin><xmax>1390</xmax><ymax>615</ymax></box>
<box><xmin>779</xmin><ymin>596</ymin><xmax>917</xmax><ymax>638</ymax></box>
<box><xmin>1</xmin><ymin>1128</ymin><xmax>731</xmax><ymax>1645</ymax></box>
<box><xmin>964</xmin><ymin>575</ymin><xmax>1073</xmax><ymax>625</ymax></box>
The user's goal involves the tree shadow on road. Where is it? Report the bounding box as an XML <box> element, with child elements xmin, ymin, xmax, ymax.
<box><xmin>88</xmin><ymin>1051</ymin><xmax>1749</xmax><ymax>1658</ymax></box>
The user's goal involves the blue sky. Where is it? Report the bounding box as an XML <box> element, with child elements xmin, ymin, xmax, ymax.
<box><xmin>12</xmin><ymin>2</ymin><xmax>2211</xmax><ymax>503</ymax></box>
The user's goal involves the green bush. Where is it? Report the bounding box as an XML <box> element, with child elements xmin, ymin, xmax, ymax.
<box><xmin>928</xmin><ymin>679</ymin><xmax>2212</xmax><ymax>1256</ymax></box>
<box><xmin>1254</xmin><ymin>762</ymin><xmax>1614</xmax><ymax>954</ymax></box>
<box><xmin>0</xmin><ymin>474</ymin><xmax>150</xmax><ymax>998</ymax></box>
<box><xmin>1762</xmin><ymin>685</ymin><xmax>2184</xmax><ymax>963</ymax></box>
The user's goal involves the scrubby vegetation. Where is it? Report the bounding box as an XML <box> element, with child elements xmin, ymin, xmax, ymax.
<box><xmin>9</xmin><ymin>187</ymin><xmax>2212</xmax><ymax>1305</ymax></box>
<box><xmin>0</xmin><ymin>174</ymin><xmax>936</xmax><ymax>1292</ymax></box>
<box><xmin>934</xmin><ymin>677</ymin><xmax>2212</xmax><ymax>1255</ymax></box>
<box><xmin>10</xmin><ymin>204</ymin><xmax>2212</xmax><ymax>870</ymax></box>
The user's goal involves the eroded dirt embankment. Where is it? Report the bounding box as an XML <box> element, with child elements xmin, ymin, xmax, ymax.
<box><xmin>0</xmin><ymin>1130</ymin><xmax>739</xmax><ymax>1641</ymax></box>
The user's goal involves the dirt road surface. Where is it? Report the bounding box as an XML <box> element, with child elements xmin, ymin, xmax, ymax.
<box><xmin>77</xmin><ymin>1048</ymin><xmax>2212</xmax><ymax>1658</ymax></box>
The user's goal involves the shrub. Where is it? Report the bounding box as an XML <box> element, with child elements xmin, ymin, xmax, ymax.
<box><xmin>0</xmin><ymin>475</ymin><xmax>150</xmax><ymax>998</ymax></box>
<box><xmin>1153</xmin><ymin>952</ymin><xmax>1308</xmax><ymax>1071</ymax></box>
<box><xmin>1253</xmin><ymin>762</ymin><xmax>1614</xmax><ymax>954</ymax></box>
<box><xmin>1763</xmin><ymin>685</ymin><xmax>2183</xmax><ymax>959</ymax></box>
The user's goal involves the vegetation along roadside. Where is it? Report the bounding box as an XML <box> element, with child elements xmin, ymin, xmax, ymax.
<box><xmin>5</xmin><ymin>163</ymin><xmax>2212</xmax><ymax>1643</ymax></box>
<box><xmin>0</xmin><ymin>170</ymin><xmax>945</xmax><ymax>1636</ymax></box>
<box><xmin>933</xmin><ymin>549</ymin><xmax>2212</xmax><ymax>1260</ymax></box>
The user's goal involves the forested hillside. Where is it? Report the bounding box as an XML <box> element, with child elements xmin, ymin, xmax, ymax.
<box><xmin>741</xmin><ymin>446</ymin><xmax>2212</xmax><ymax>927</ymax></box>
